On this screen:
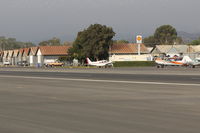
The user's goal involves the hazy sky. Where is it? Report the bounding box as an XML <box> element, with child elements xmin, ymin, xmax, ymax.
<box><xmin>0</xmin><ymin>0</ymin><xmax>200</xmax><ymax>43</ymax></box>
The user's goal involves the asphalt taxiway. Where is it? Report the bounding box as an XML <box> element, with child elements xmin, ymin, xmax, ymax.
<box><xmin>0</xmin><ymin>67</ymin><xmax>200</xmax><ymax>133</ymax></box>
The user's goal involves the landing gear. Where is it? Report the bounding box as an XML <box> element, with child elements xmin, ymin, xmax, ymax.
<box><xmin>157</xmin><ymin>65</ymin><xmax>164</xmax><ymax>68</ymax></box>
<box><xmin>188</xmin><ymin>64</ymin><xmax>196</xmax><ymax>68</ymax></box>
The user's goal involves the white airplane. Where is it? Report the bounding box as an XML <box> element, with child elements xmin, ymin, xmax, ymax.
<box><xmin>191</xmin><ymin>58</ymin><xmax>200</xmax><ymax>67</ymax></box>
<box><xmin>86</xmin><ymin>58</ymin><xmax>113</xmax><ymax>67</ymax></box>
<box><xmin>155</xmin><ymin>56</ymin><xmax>200</xmax><ymax>68</ymax></box>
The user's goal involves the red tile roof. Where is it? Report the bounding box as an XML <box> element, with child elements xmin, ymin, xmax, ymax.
<box><xmin>19</xmin><ymin>48</ymin><xmax>24</xmax><ymax>55</ymax></box>
<box><xmin>8</xmin><ymin>50</ymin><xmax>14</xmax><ymax>57</ymax></box>
<box><xmin>30</xmin><ymin>47</ymin><xmax>39</xmax><ymax>56</ymax></box>
<box><xmin>13</xmin><ymin>49</ymin><xmax>19</xmax><ymax>57</ymax></box>
<box><xmin>23</xmin><ymin>48</ymin><xmax>30</xmax><ymax>56</ymax></box>
<box><xmin>39</xmin><ymin>46</ymin><xmax>71</xmax><ymax>56</ymax></box>
<box><xmin>110</xmin><ymin>43</ymin><xmax>149</xmax><ymax>54</ymax></box>
<box><xmin>3</xmin><ymin>51</ymin><xmax>9</xmax><ymax>57</ymax></box>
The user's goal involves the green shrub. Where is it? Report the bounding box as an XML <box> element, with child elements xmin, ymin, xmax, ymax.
<box><xmin>113</xmin><ymin>61</ymin><xmax>156</xmax><ymax>67</ymax></box>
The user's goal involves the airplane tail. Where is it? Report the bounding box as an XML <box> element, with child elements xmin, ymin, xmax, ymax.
<box><xmin>86</xmin><ymin>58</ymin><xmax>92</xmax><ymax>64</ymax></box>
<box><xmin>182</xmin><ymin>56</ymin><xmax>192</xmax><ymax>63</ymax></box>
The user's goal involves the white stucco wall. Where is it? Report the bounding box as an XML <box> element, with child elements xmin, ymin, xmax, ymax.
<box><xmin>13</xmin><ymin>57</ymin><xmax>18</xmax><ymax>65</ymax></box>
<box><xmin>29</xmin><ymin>55</ymin><xmax>37</xmax><ymax>66</ymax></box>
<box><xmin>109</xmin><ymin>54</ymin><xmax>153</xmax><ymax>61</ymax></box>
<box><xmin>30</xmin><ymin>55</ymin><xmax>33</xmax><ymax>64</ymax></box>
<box><xmin>37</xmin><ymin>49</ymin><xmax>43</xmax><ymax>65</ymax></box>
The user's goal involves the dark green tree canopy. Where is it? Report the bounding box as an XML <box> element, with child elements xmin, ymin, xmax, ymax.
<box><xmin>69</xmin><ymin>24</ymin><xmax>115</xmax><ymax>61</ymax></box>
<box><xmin>143</xmin><ymin>36</ymin><xmax>156</xmax><ymax>47</ymax></box>
<box><xmin>189</xmin><ymin>37</ymin><xmax>200</xmax><ymax>45</ymax></box>
<box><xmin>143</xmin><ymin>25</ymin><xmax>181</xmax><ymax>46</ymax></box>
<box><xmin>154</xmin><ymin>25</ymin><xmax>178</xmax><ymax>45</ymax></box>
<box><xmin>39</xmin><ymin>37</ymin><xmax>62</xmax><ymax>46</ymax></box>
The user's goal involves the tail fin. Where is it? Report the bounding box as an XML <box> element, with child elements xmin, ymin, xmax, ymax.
<box><xmin>86</xmin><ymin>58</ymin><xmax>92</xmax><ymax>64</ymax></box>
<box><xmin>182</xmin><ymin>56</ymin><xmax>192</xmax><ymax>63</ymax></box>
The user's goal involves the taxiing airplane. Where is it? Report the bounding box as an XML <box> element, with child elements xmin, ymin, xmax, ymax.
<box><xmin>155</xmin><ymin>56</ymin><xmax>200</xmax><ymax>68</ymax></box>
<box><xmin>86</xmin><ymin>58</ymin><xmax>113</xmax><ymax>67</ymax></box>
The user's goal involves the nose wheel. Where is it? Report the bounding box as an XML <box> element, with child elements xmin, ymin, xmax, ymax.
<box><xmin>157</xmin><ymin>65</ymin><xmax>164</xmax><ymax>68</ymax></box>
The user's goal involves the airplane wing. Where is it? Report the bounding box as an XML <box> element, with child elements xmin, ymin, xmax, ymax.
<box><xmin>86</xmin><ymin>58</ymin><xmax>113</xmax><ymax>67</ymax></box>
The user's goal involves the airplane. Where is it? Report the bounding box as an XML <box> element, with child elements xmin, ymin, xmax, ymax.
<box><xmin>191</xmin><ymin>58</ymin><xmax>200</xmax><ymax>67</ymax></box>
<box><xmin>155</xmin><ymin>56</ymin><xmax>200</xmax><ymax>68</ymax></box>
<box><xmin>86</xmin><ymin>58</ymin><xmax>113</xmax><ymax>67</ymax></box>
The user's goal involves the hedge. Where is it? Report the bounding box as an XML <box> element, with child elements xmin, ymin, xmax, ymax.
<box><xmin>113</xmin><ymin>61</ymin><xmax>156</xmax><ymax>67</ymax></box>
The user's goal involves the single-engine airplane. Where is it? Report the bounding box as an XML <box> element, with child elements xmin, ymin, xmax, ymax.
<box><xmin>155</xmin><ymin>56</ymin><xmax>200</xmax><ymax>68</ymax></box>
<box><xmin>86</xmin><ymin>58</ymin><xmax>113</xmax><ymax>67</ymax></box>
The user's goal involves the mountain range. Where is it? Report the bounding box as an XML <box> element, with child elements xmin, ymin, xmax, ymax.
<box><xmin>33</xmin><ymin>31</ymin><xmax>200</xmax><ymax>44</ymax></box>
<box><xmin>177</xmin><ymin>31</ymin><xmax>200</xmax><ymax>43</ymax></box>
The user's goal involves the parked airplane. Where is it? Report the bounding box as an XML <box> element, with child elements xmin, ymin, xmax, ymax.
<box><xmin>191</xmin><ymin>58</ymin><xmax>200</xmax><ymax>67</ymax></box>
<box><xmin>155</xmin><ymin>56</ymin><xmax>200</xmax><ymax>68</ymax></box>
<box><xmin>86</xmin><ymin>58</ymin><xmax>113</xmax><ymax>67</ymax></box>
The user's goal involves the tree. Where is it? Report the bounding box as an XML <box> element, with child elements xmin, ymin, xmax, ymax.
<box><xmin>69</xmin><ymin>24</ymin><xmax>115</xmax><ymax>61</ymax></box>
<box><xmin>0</xmin><ymin>36</ymin><xmax>35</xmax><ymax>50</ymax></box>
<box><xmin>189</xmin><ymin>37</ymin><xmax>200</xmax><ymax>45</ymax></box>
<box><xmin>143</xmin><ymin>25</ymin><xmax>182</xmax><ymax>46</ymax></box>
<box><xmin>39</xmin><ymin>37</ymin><xmax>61</xmax><ymax>46</ymax></box>
<box><xmin>63</xmin><ymin>41</ymin><xmax>73</xmax><ymax>46</ymax></box>
<box><xmin>154</xmin><ymin>25</ymin><xmax>178</xmax><ymax>45</ymax></box>
<box><xmin>113</xmin><ymin>40</ymin><xmax>129</xmax><ymax>44</ymax></box>
<box><xmin>175</xmin><ymin>37</ymin><xmax>183</xmax><ymax>44</ymax></box>
<box><xmin>143</xmin><ymin>36</ymin><xmax>156</xmax><ymax>47</ymax></box>
<box><xmin>22</xmin><ymin>42</ymin><xmax>35</xmax><ymax>48</ymax></box>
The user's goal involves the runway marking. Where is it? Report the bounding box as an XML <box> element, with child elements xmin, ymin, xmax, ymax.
<box><xmin>2</xmin><ymin>69</ymin><xmax>200</xmax><ymax>76</ymax></box>
<box><xmin>0</xmin><ymin>75</ymin><xmax>200</xmax><ymax>87</ymax></box>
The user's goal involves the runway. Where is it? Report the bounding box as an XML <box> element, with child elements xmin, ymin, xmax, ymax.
<box><xmin>0</xmin><ymin>68</ymin><xmax>200</xmax><ymax>133</ymax></box>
